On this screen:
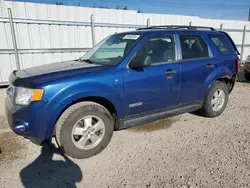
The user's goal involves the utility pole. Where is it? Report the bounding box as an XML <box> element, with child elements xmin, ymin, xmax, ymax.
<box><xmin>249</xmin><ymin>8</ymin><xmax>250</xmax><ymax>21</ymax></box>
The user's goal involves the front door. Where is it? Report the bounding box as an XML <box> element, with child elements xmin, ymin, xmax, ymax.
<box><xmin>123</xmin><ymin>35</ymin><xmax>181</xmax><ymax>117</ymax></box>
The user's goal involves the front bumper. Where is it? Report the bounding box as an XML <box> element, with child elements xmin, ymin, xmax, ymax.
<box><xmin>5</xmin><ymin>96</ymin><xmax>58</xmax><ymax>145</ymax></box>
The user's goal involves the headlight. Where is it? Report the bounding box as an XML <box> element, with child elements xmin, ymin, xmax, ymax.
<box><xmin>15</xmin><ymin>87</ymin><xmax>44</xmax><ymax>105</ymax></box>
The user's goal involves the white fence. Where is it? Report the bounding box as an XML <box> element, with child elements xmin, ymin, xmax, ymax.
<box><xmin>0</xmin><ymin>0</ymin><xmax>250</xmax><ymax>84</ymax></box>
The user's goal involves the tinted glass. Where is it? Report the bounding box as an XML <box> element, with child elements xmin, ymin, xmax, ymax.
<box><xmin>135</xmin><ymin>36</ymin><xmax>175</xmax><ymax>64</ymax></box>
<box><xmin>179</xmin><ymin>35</ymin><xmax>209</xmax><ymax>60</ymax></box>
<box><xmin>209</xmin><ymin>35</ymin><xmax>235</xmax><ymax>56</ymax></box>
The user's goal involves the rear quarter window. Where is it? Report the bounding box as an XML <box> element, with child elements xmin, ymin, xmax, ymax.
<box><xmin>209</xmin><ymin>35</ymin><xmax>235</xmax><ymax>56</ymax></box>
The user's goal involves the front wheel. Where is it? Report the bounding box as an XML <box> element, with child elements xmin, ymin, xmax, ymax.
<box><xmin>55</xmin><ymin>102</ymin><xmax>114</xmax><ymax>159</ymax></box>
<box><xmin>199</xmin><ymin>81</ymin><xmax>229</xmax><ymax>117</ymax></box>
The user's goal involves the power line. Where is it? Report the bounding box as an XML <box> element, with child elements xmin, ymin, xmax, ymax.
<box><xmin>135</xmin><ymin>0</ymin><xmax>249</xmax><ymax>7</ymax></box>
<box><xmin>98</xmin><ymin>0</ymin><xmax>249</xmax><ymax>10</ymax></box>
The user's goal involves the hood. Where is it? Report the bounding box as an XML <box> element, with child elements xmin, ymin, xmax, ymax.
<box><xmin>18</xmin><ymin>60</ymin><xmax>101</xmax><ymax>77</ymax></box>
<box><xmin>10</xmin><ymin>60</ymin><xmax>111</xmax><ymax>87</ymax></box>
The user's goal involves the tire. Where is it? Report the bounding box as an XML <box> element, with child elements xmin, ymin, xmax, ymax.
<box><xmin>55</xmin><ymin>101</ymin><xmax>114</xmax><ymax>159</ymax></box>
<box><xmin>244</xmin><ymin>70</ymin><xmax>250</xmax><ymax>81</ymax></box>
<box><xmin>199</xmin><ymin>81</ymin><xmax>229</xmax><ymax>117</ymax></box>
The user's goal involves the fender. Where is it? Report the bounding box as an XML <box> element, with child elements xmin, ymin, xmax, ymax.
<box><xmin>41</xmin><ymin>78</ymin><xmax>124</xmax><ymax>139</ymax></box>
<box><xmin>52</xmin><ymin>82</ymin><xmax>121</xmax><ymax>105</ymax></box>
<box><xmin>217</xmin><ymin>65</ymin><xmax>234</xmax><ymax>78</ymax></box>
<box><xmin>203</xmin><ymin>65</ymin><xmax>235</xmax><ymax>98</ymax></box>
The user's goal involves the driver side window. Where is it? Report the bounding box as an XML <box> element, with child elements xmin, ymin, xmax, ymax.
<box><xmin>136</xmin><ymin>35</ymin><xmax>175</xmax><ymax>65</ymax></box>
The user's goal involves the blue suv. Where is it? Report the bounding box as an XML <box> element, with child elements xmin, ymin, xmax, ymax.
<box><xmin>5</xmin><ymin>25</ymin><xmax>240</xmax><ymax>159</ymax></box>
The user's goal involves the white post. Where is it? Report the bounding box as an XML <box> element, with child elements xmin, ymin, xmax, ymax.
<box><xmin>147</xmin><ymin>18</ymin><xmax>150</xmax><ymax>27</ymax></box>
<box><xmin>220</xmin><ymin>23</ymin><xmax>223</xmax><ymax>31</ymax></box>
<box><xmin>8</xmin><ymin>8</ymin><xmax>20</xmax><ymax>70</ymax></box>
<box><xmin>91</xmin><ymin>15</ymin><xmax>96</xmax><ymax>46</ymax></box>
<box><xmin>240</xmin><ymin>25</ymin><xmax>246</xmax><ymax>64</ymax></box>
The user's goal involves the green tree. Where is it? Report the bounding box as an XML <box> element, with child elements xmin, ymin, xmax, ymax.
<box><xmin>92</xmin><ymin>5</ymin><xmax>129</xmax><ymax>10</ymax></box>
<box><xmin>56</xmin><ymin>1</ymin><xmax>64</xmax><ymax>5</ymax></box>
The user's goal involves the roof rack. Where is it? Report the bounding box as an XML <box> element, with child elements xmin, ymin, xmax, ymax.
<box><xmin>137</xmin><ymin>25</ymin><xmax>216</xmax><ymax>31</ymax></box>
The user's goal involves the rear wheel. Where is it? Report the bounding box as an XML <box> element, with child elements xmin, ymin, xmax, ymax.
<box><xmin>199</xmin><ymin>81</ymin><xmax>229</xmax><ymax>117</ymax></box>
<box><xmin>55</xmin><ymin>102</ymin><xmax>114</xmax><ymax>159</ymax></box>
<box><xmin>244</xmin><ymin>70</ymin><xmax>250</xmax><ymax>81</ymax></box>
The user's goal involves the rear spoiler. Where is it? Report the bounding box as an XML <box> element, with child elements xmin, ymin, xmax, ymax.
<box><xmin>221</xmin><ymin>31</ymin><xmax>240</xmax><ymax>55</ymax></box>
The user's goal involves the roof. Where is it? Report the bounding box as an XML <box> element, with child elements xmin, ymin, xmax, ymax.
<box><xmin>118</xmin><ymin>25</ymin><xmax>223</xmax><ymax>36</ymax></box>
<box><xmin>137</xmin><ymin>25</ymin><xmax>216</xmax><ymax>31</ymax></box>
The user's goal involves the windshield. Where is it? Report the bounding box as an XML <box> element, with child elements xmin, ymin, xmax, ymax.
<box><xmin>80</xmin><ymin>33</ymin><xmax>141</xmax><ymax>66</ymax></box>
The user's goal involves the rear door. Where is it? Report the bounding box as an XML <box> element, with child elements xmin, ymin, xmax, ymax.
<box><xmin>178</xmin><ymin>34</ymin><xmax>219</xmax><ymax>104</ymax></box>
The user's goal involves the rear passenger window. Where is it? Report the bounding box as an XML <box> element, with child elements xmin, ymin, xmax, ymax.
<box><xmin>209</xmin><ymin>35</ymin><xmax>235</xmax><ymax>56</ymax></box>
<box><xmin>179</xmin><ymin>35</ymin><xmax>209</xmax><ymax>60</ymax></box>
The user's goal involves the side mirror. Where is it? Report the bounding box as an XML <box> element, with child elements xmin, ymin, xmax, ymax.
<box><xmin>129</xmin><ymin>55</ymin><xmax>152</xmax><ymax>69</ymax></box>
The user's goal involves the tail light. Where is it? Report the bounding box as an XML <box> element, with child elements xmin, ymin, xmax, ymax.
<box><xmin>236</xmin><ymin>58</ymin><xmax>241</xmax><ymax>73</ymax></box>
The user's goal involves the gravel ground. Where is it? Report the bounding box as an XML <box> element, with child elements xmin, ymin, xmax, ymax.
<box><xmin>0</xmin><ymin>81</ymin><xmax>250</xmax><ymax>188</ymax></box>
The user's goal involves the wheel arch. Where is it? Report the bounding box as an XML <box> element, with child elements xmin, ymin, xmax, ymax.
<box><xmin>203</xmin><ymin>67</ymin><xmax>236</xmax><ymax>98</ymax></box>
<box><xmin>216</xmin><ymin>74</ymin><xmax>236</xmax><ymax>93</ymax></box>
<box><xmin>49</xmin><ymin>96</ymin><xmax>119</xmax><ymax>138</ymax></box>
<box><xmin>59</xmin><ymin>96</ymin><xmax>118</xmax><ymax>122</ymax></box>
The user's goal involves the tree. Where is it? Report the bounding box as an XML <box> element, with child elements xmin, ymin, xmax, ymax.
<box><xmin>99</xmin><ymin>6</ymin><xmax>110</xmax><ymax>9</ymax></box>
<box><xmin>56</xmin><ymin>1</ymin><xmax>64</xmax><ymax>5</ymax></box>
<box><xmin>116</xmin><ymin>5</ymin><xmax>128</xmax><ymax>10</ymax></box>
<box><xmin>92</xmin><ymin>5</ymin><xmax>129</xmax><ymax>10</ymax></box>
<box><xmin>93</xmin><ymin>5</ymin><xmax>110</xmax><ymax>9</ymax></box>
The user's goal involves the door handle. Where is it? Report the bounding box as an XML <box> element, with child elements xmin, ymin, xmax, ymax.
<box><xmin>165</xmin><ymin>70</ymin><xmax>176</xmax><ymax>75</ymax></box>
<box><xmin>206</xmin><ymin>64</ymin><xmax>215</xmax><ymax>68</ymax></box>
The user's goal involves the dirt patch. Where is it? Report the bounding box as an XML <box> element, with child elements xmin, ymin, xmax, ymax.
<box><xmin>0</xmin><ymin>132</ymin><xmax>24</xmax><ymax>163</ymax></box>
<box><xmin>0</xmin><ymin>115</ymin><xmax>9</xmax><ymax>130</ymax></box>
<box><xmin>240</xmin><ymin>82</ymin><xmax>250</xmax><ymax>87</ymax></box>
<box><xmin>128</xmin><ymin>117</ymin><xmax>179</xmax><ymax>132</ymax></box>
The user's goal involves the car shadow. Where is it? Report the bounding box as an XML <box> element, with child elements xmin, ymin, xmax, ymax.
<box><xmin>237</xmin><ymin>71</ymin><xmax>250</xmax><ymax>83</ymax></box>
<box><xmin>20</xmin><ymin>142</ymin><xmax>82</xmax><ymax>188</ymax></box>
<box><xmin>128</xmin><ymin>117</ymin><xmax>179</xmax><ymax>132</ymax></box>
<box><xmin>238</xmin><ymin>80</ymin><xmax>250</xmax><ymax>84</ymax></box>
<box><xmin>190</xmin><ymin>110</ymin><xmax>202</xmax><ymax>117</ymax></box>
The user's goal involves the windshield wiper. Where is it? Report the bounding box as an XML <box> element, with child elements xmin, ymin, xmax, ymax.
<box><xmin>78</xmin><ymin>58</ymin><xmax>95</xmax><ymax>64</ymax></box>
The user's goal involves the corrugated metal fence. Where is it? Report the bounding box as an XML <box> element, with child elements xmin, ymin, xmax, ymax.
<box><xmin>0</xmin><ymin>0</ymin><xmax>250</xmax><ymax>84</ymax></box>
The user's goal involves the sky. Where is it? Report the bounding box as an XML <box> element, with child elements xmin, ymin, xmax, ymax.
<box><xmin>11</xmin><ymin>0</ymin><xmax>250</xmax><ymax>21</ymax></box>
